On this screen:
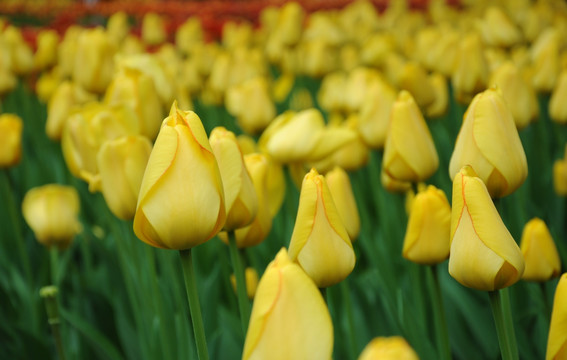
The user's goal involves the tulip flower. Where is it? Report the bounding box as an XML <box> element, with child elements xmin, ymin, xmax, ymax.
<box><xmin>489</xmin><ymin>62</ymin><xmax>538</xmax><ymax>129</ymax></box>
<box><xmin>359</xmin><ymin>336</ymin><xmax>419</xmax><ymax>360</ymax></box>
<box><xmin>531</xmin><ymin>28</ymin><xmax>560</xmax><ymax>93</ymax></box>
<box><xmin>403</xmin><ymin>185</ymin><xmax>451</xmax><ymax>265</ymax></box>
<box><xmin>476</xmin><ymin>6</ymin><xmax>521</xmax><ymax>48</ymax></box>
<box><xmin>36</xmin><ymin>67</ymin><xmax>63</xmax><ymax>103</ymax></box>
<box><xmin>381</xmin><ymin>168</ymin><xmax>412</xmax><ymax>193</ymax></box>
<box><xmin>398</xmin><ymin>61</ymin><xmax>435</xmax><ymax>108</ymax></box>
<box><xmin>219</xmin><ymin>153</ymin><xmax>272</xmax><ymax>248</ymax></box>
<box><xmin>3</xmin><ymin>26</ymin><xmax>34</xmax><ymax>76</ymax></box>
<box><xmin>94</xmin><ymin>135</ymin><xmax>153</xmax><ymax>220</ymax></box>
<box><xmin>175</xmin><ymin>17</ymin><xmax>204</xmax><ymax>56</ymax></box>
<box><xmin>325</xmin><ymin>166</ymin><xmax>361</xmax><ymax>241</ymax></box>
<box><xmin>141</xmin><ymin>12</ymin><xmax>167</xmax><ymax>46</ymax></box>
<box><xmin>34</xmin><ymin>29</ymin><xmax>59</xmax><ymax>71</ymax></box>
<box><xmin>73</xmin><ymin>27</ymin><xmax>116</xmax><ymax>94</ymax></box>
<box><xmin>426</xmin><ymin>73</ymin><xmax>449</xmax><ymax>118</ymax></box>
<box><xmin>547</xmin><ymin>273</ymin><xmax>567</xmax><ymax>360</ymax></box>
<box><xmin>133</xmin><ymin>103</ymin><xmax>226</xmax><ymax>250</ymax></box>
<box><xmin>451</xmin><ymin>33</ymin><xmax>488</xmax><ymax>104</ymax></box>
<box><xmin>449</xmin><ymin>87</ymin><xmax>527</xmax><ymax>198</ymax></box>
<box><xmin>318</xmin><ymin>72</ymin><xmax>348</xmax><ymax>114</ymax></box>
<box><xmin>209</xmin><ymin>127</ymin><xmax>258</xmax><ymax>231</ymax></box>
<box><xmin>230</xmin><ymin>267</ymin><xmax>258</xmax><ymax>300</ymax></box>
<box><xmin>225</xmin><ymin>77</ymin><xmax>275</xmax><ymax>135</ymax></box>
<box><xmin>553</xmin><ymin>156</ymin><xmax>567</xmax><ymax>196</ymax></box>
<box><xmin>358</xmin><ymin>77</ymin><xmax>397</xmax><ymax>149</ymax></box>
<box><xmin>449</xmin><ymin>166</ymin><xmax>525</xmax><ymax>291</ymax></box>
<box><xmin>242</xmin><ymin>248</ymin><xmax>333</xmax><ymax>360</ymax></box>
<box><xmin>106</xmin><ymin>12</ymin><xmax>130</xmax><ymax>45</ymax></box>
<box><xmin>22</xmin><ymin>184</ymin><xmax>82</xmax><ymax>249</ymax></box>
<box><xmin>288</xmin><ymin>168</ymin><xmax>355</xmax><ymax>288</ymax></box>
<box><xmin>0</xmin><ymin>114</ymin><xmax>23</xmax><ymax>168</ymax></box>
<box><xmin>345</xmin><ymin>67</ymin><xmax>382</xmax><ymax>112</ymax></box>
<box><xmin>57</xmin><ymin>25</ymin><xmax>81</xmax><ymax>79</ymax></box>
<box><xmin>265</xmin><ymin>158</ymin><xmax>286</xmax><ymax>217</ymax></box>
<box><xmin>549</xmin><ymin>69</ymin><xmax>567</xmax><ymax>124</ymax></box>
<box><xmin>520</xmin><ymin>218</ymin><xmax>561</xmax><ymax>282</ymax></box>
<box><xmin>382</xmin><ymin>91</ymin><xmax>439</xmax><ymax>184</ymax></box>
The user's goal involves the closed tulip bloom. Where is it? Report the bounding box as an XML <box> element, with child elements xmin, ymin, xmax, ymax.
<box><xmin>318</xmin><ymin>72</ymin><xmax>348</xmax><ymax>114</ymax></box>
<box><xmin>330</xmin><ymin>114</ymin><xmax>370</xmax><ymax>172</ymax></box>
<box><xmin>106</xmin><ymin>12</ymin><xmax>130</xmax><ymax>45</ymax></box>
<box><xmin>358</xmin><ymin>78</ymin><xmax>397</xmax><ymax>149</ymax></box>
<box><xmin>225</xmin><ymin>77</ymin><xmax>275</xmax><ymax>135</ymax></box>
<box><xmin>325</xmin><ymin>166</ymin><xmax>360</xmax><ymax>241</ymax></box>
<box><xmin>209</xmin><ymin>127</ymin><xmax>258</xmax><ymax>231</ymax></box>
<box><xmin>243</xmin><ymin>248</ymin><xmax>333</xmax><ymax>360</ymax></box>
<box><xmin>266</xmin><ymin>158</ymin><xmax>286</xmax><ymax>217</ymax></box>
<box><xmin>141</xmin><ymin>12</ymin><xmax>167</xmax><ymax>46</ymax></box>
<box><xmin>531</xmin><ymin>29</ymin><xmax>560</xmax><ymax>93</ymax></box>
<box><xmin>426</xmin><ymin>73</ymin><xmax>449</xmax><ymax>118</ymax></box>
<box><xmin>95</xmin><ymin>135</ymin><xmax>152</xmax><ymax>220</ymax></box>
<box><xmin>57</xmin><ymin>25</ymin><xmax>81</xmax><ymax>79</ymax></box>
<box><xmin>73</xmin><ymin>27</ymin><xmax>116</xmax><ymax>93</ymax></box>
<box><xmin>3</xmin><ymin>26</ymin><xmax>34</xmax><ymax>76</ymax></box>
<box><xmin>36</xmin><ymin>67</ymin><xmax>63</xmax><ymax>103</ymax></box>
<box><xmin>449</xmin><ymin>88</ymin><xmax>528</xmax><ymax>198</ymax></box>
<box><xmin>175</xmin><ymin>17</ymin><xmax>204</xmax><ymax>56</ymax></box>
<box><xmin>451</xmin><ymin>33</ymin><xmax>489</xmax><ymax>104</ymax></box>
<box><xmin>271</xmin><ymin>2</ymin><xmax>305</xmax><ymax>46</ymax></box>
<box><xmin>359</xmin><ymin>336</ymin><xmax>419</xmax><ymax>360</ymax></box>
<box><xmin>520</xmin><ymin>218</ymin><xmax>561</xmax><ymax>282</ymax></box>
<box><xmin>383</xmin><ymin>91</ymin><xmax>439</xmax><ymax>183</ymax></box>
<box><xmin>381</xmin><ymin>168</ymin><xmax>412</xmax><ymax>193</ymax></box>
<box><xmin>0</xmin><ymin>114</ymin><xmax>23</xmax><ymax>168</ymax></box>
<box><xmin>34</xmin><ymin>30</ymin><xmax>59</xmax><ymax>71</ymax></box>
<box><xmin>547</xmin><ymin>273</ymin><xmax>567</xmax><ymax>360</ymax></box>
<box><xmin>490</xmin><ymin>62</ymin><xmax>538</xmax><ymax>129</ymax></box>
<box><xmin>22</xmin><ymin>184</ymin><xmax>82</xmax><ymax>249</ymax></box>
<box><xmin>219</xmin><ymin>153</ymin><xmax>272</xmax><ymax>248</ymax></box>
<box><xmin>477</xmin><ymin>6</ymin><xmax>521</xmax><ymax>48</ymax></box>
<box><xmin>553</xmin><ymin>158</ymin><xmax>567</xmax><ymax>196</ymax></box>
<box><xmin>449</xmin><ymin>166</ymin><xmax>525</xmax><ymax>291</ymax></box>
<box><xmin>549</xmin><ymin>69</ymin><xmax>567</xmax><ymax>124</ymax></box>
<box><xmin>288</xmin><ymin>168</ymin><xmax>355</xmax><ymax>288</ymax></box>
<box><xmin>230</xmin><ymin>267</ymin><xmax>258</xmax><ymax>299</ymax></box>
<box><xmin>398</xmin><ymin>62</ymin><xmax>435</xmax><ymax>108</ymax></box>
<box><xmin>134</xmin><ymin>103</ymin><xmax>226</xmax><ymax>250</ymax></box>
<box><xmin>403</xmin><ymin>185</ymin><xmax>451</xmax><ymax>265</ymax></box>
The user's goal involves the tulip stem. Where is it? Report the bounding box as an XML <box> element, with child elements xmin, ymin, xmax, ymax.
<box><xmin>228</xmin><ymin>231</ymin><xmax>251</xmax><ymax>335</ymax></box>
<box><xmin>40</xmin><ymin>286</ymin><xmax>66</xmax><ymax>360</ymax></box>
<box><xmin>429</xmin><ymin>265</ymin><xmax>451</xmax><ymax>360</ymax></box>
<box><xmin>179</xmin><ymin>249</ymin><xmax>210</xmax><ymax>360</ymax></box>
<box><xmin>50</xmin><ymin>246</ymin><xmax>59</xmax><ymax>286</ymax></box>
<box><xmin>340</xmin><ymin>280</ymin><xmax>359</xmax><ymax>360</ymax></box>
<box><xmin>488</xmin><ymin>289</ymin><xmax>519</xmax><ymax>360</ymax></box>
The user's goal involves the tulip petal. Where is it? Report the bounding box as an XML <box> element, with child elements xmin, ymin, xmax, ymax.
<box><xmin>547</xmin><ymin>274</ymin><xmax>567</xmax><ymax>360</ymax></box>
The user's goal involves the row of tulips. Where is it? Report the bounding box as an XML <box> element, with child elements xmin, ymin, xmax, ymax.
<box><xmin>1</xmin><ymin>0</ymin><xmax>567</xmax><ymax>359</ymax></box>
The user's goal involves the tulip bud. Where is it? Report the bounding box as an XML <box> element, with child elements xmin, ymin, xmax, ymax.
<box><xmin>219</xmin><ymin>153</ymin><xmax>272</xmax><ymax>248</ymax></box>
<box><xmin>36</xmin><ymin>67</ymin><xmax>63</xmax><ymax>103</ymax></box>
<box><xmin>359</xmin><ymin>336</ymin><xmax>419</xmax><ymax>360</ymax></box>
<box><xmin>288</xmin><ymin>168</ymin><xmax>355</xmax><ymax>288</ymax></box>
<box><xmin>272</xmin><ymin>2</ymin><xmax>305</xmax><ymax>46</ymax></box>
<box><xmin>549</xmin><ymin>69</ymin><xmax>567</xmax><ymax>124</ymax></box>
<box><xmin>449</xmin><ymin>88</ymin><xmax>528</xmax><ymax>198</ymax></box>
<box><xmin>106</xmin><ymin>12</ymin><xmax>130</xmax><ymax>45</ymax></box>
<box><xmin>133</xmin><ymin>103</ymin><xmax>225</xmax><ymax>250</ymax></box>
<box><xmin>209</xmin><ymin>127</ymin><xmax>258</xmax><ymax>231</ymax></box>
<box><xmin>230</xmin><ymin>267</ymin><xmax>258</xmax><ymax>299</ymax></box>
<box><xmin>358</xmin><ymin>77</ymin><xmax>397</xmax><ymax>149</ymax></box>
<box><xmin>225</xmin><ymin>77</ymin><xmax>275</xmax><ymax>135</ymax></box>
<box><xmin>57</xmin><ymin>26</ymin><xmax>81</xmax><ymax>79</ymax></box>
<box><xmin>0</xmin><ymin>114</ymin><xmax>23</xmax><ymax>168</ymax></box>
<box><xmin>451</xmin><ymin>33</ymin><xmax>489</xmax><ymax>104</ymax></box>
<box><xmin>325</xmin><ymin>167</ymin><xmax>360</xmax><ymax>241</ymax></box>
<box><xmin>141</xmin><ymin>12</ymin><xmax>167</xmax><ymax>46</ymax></box>
<box><xmin>489</xmin><ymin>62</ymin><xmax>538</xmax><ymax>129</ymax></box>
<box><xmin>243</xmin><ymin>248</ymin><xmax>333</xmax><ymax>360</ymax></box>
<box><xmin>547</xmin><ymin>273</ymin><xmax>567</xmax><ymax>360</ymax></box>
<box><xmin>449</xmin><ymin>166</ymin><xmax>525</xmax><ymax>291</ymax></box>
<box><xmin>519</xmin><ymin>218</ymin><xmax>561</xmax><ymax>282</ymax></box>
<box><xmin>329</xmin><ymin>114</ymin><xmax>370</xmax><ymax>172</ymax></box>
<box><xmin>398</xmin><ymin>61</ymin><xmax>436</xmax><ymax>108</ymax></box>
<box><xmin>403</xmin><ymin>185</ymin><xmax>451</xmax><ymax>265</ymax></box>
<box><xmin>95</xmin><ymin>135</ymin><xmax>152</xmax><ymax>220</ymax></box>
<box><xmin>22</xmin><ymin>184</ymin><xmax>82</xmax><ymax>249</ymax></box>
<box><xmin>531</xmin><ymin>28</ymin><xmax>560</xmax><ymax>93</ymax></box>
<box><xmin>73</xmin><ymin>27</ymin><xmax>116</xmax><ymax>93</ymax></box>
<box><xmin>318</xmin><ymin>72</ymin><xmax>348</xmax><ymax>114</ymax></box>
<box><xmin>426</xmin><ymin>73</ymin><xmax>449</xmax><ymax>118</ymax></box>
<box><xmin>3</xmin><ymin>26</ymin><xmax>34</xmax><ymax>76</ymax></box>
<box><xmin>553</xmin><ymin>156</ymin><xmax>567</xmax><ymax>196</ymax></box>
<box><xmin>477</xmin><ymin>6</ymin><xmax>521</xmax><ymax>48</ymax></box>
<box><xmin>383</xmin><ymin>91</ymin><xmax>439</xmax><ymax>184</ymax></box>
<box><xmin>34</xmin><ymin>29</ymin><xmax>59</xmax><ymax>71</ymax></box>
<box><xmin>175</xmin><ymin>17</ymin><xmax>203</xmax><ymax>56</ymax></box>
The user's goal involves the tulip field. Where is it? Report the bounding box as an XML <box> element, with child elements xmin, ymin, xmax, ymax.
<box><xmin>1</xmin><ymin>0</ymin><xmax>567</xmax><ymax>359</ymax></box>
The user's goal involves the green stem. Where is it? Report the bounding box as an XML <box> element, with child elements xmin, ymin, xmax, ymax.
<box><xmin>488</xmin><ymin>289</ymin><xmax>519</xmax><ymax>360</ymax></box>
<box><xmin>40</xmin><ymin>286</ymin><xmax>66</xmax><ymax>360</ymax></box>
<box><xmin>179</xmin><ymin>249</ymin><xmax>209</xmax><ymax>360</ymax></box>
<box><xmin>340</xmin><ymin>280</ymin><xmax>358</xmax><ymax>360</ymax></box>
<box><xmin>228</xmin><ymin>231</ymin><xmax>251</xmax><ymax>335</ymax></box>
<box><xmin>539</xmin><ymin>282</ymin><xmax>551</xmax><ymax>324</ymax></box>
<box><xmin>50</xmin><ymin>246</ymin><xmax>59</xmax><ymax>286</ymax></box>
<box><xmin>429</xmin><ymin>266</ymin><xmax>451</xmax><ymax>360</ymax></box>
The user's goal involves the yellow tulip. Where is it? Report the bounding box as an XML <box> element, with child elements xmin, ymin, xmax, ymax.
<box><xmin>325</xmin><ymin>166</ymin><xmax>361</xmax><ymax>241</ymax></box>
<box><xmin>549</xmin><ymin>69</ymin><xmax>567</xmax><ymax>124</ymax></box>
<box><xmin>94</xmin><ymin>135</ymin><xmax>152</xmax><ymax>220</ymax></box>
<box><xmin>297</xmin><ymin>40</ymin><xmax>339</xmax><ymax>78</ymax></box>
<box><xmin>209</xmin><ymin>127</ymin><xmax>258</xmax><ymax>231</ymax></box>
<box><xmin>175</xmin><ymin>17</ymin><xmax>204</xmax><ymax>56</ymax></box>
<box><xmin>106</xmin><ymin>11</ymin><xmax>130</xmax><ymax>45</ymax></box>
<box><xmin>133</xmin><ymin>103</ymin><xmax>226</xmax><ymax>250</ymax></box>
<box><xmin>553</xmin><ymin>156</ymin><xmax>567</xmax><ymax>196</ymax></box>
<box><xmin>318</xmin><ymin>72</ymin><xmax>348</xmax><ymax>114</ymax></box>
<box><xmin>3</xmin><ymin>26</ymin><xmax>34</xmax><ymax>76</ymax></box>
<box><xmin>381</xmin><ymin>168</ymin><xmax>412</xmax><ymax>193</ymax></box>
<box><xmin>242</xmin><ymin>248</ymin><xmax>333</xmax><ymax>360</ymax></box>
<box><xmin>489</xmin><ymin>62</ymin><xmax>538</xmax><ymax>129</ymax></box>
<box><xmin>398</xmin><ymin>61</ymin><xmax>435</xmax><ymax>108</ymax></box>
<box><xmin>383</xmin><ymin>91</ymin><xmax>439</xmax><ymax>184</ymax></box>
<box><xmin>141</xmin><ymin>12</ymin><xmax>167</xmax><ymax>46</ymax></box>
<box><xmin>477</xmin><ymin>6</ymin><xmax>521</xmax><ymax>48</ymax></box>
<box><xmin>36</xmin><ymin>67</ymin><xmax>63</xmax><ymax>103</ymax></box>
<box><xmin>222</xmin><ymin>21</ymin><xmax>253</xmax><ymax>50</ymax></box>
<box><xmin>426</xmin><ymin>73</ymin><xmax>449</xmax><ymax>119</ymax></box>
<box><xmin>34</xmin><ymin>29</ymin><xmax>59</xmax><ymax>71</ymax></box>
<box><xmin>22</xmin><ymin>184</ymin><xmax>82</xmax><ymax>249</ymax></box>
<box><xmin>403</xmin><ymin>185</ymin><xmax>451</xmax><ymax>265</ymax></box>
<box><xmin>345</xmin><ymin>67</ymin><xmax>382</xmax><ymax>112</ymax></box>
<box><xmin>73</xmin><ymin>27</ymin><xmax>116</xmax><ymax>93</ymax></box>
<box><xmin>61</xmin><ymin>102</ymin><xmax>140</xmax><ymax>182</ymax></box>
<box><xmin>329</xmin><ymin>114</ymin><xmax>370</xmax><ymax>172</ymax></box>
<box><xmin>218</xmin><ymin>153</ymin><xmax>272</xmax><ymax>248</ymax></box>
<box><xmin>451</xmin><ymin>33</ymin><xmax>488</xmax><ymax>104</ymax></box>
<box><xmin>531</xmin><ymin>28</ymin><xmax>560</xmax><ymax>93</ymax></box>
<box><xmin>236</xmin><ymin>134</ymin><xmax>257</xmax><ymax>155</ymax></box>
<box><xmin>46</xmin><ymin>81</ymin><xmax>97</xmax><ymax>141</ymax></box>
<box><xmin>358</xmin><ymin>77</ymin><xmax>397</xmax><ymax>149</ymax></box>
<box><xmin>0</xmin><ymin>114</ymin><xmax>23</xmax><ymax>168</ymax></box>
<box><xmin>520</xmin><ymin>218</ymin><xmax>561</xmax><ymax>282</ymax></box>
<box><xmin>265</xmin><ymin>158</ymin><xmax>286</xmax><ymax>217</ymax></box>
<box><xmin>57</xmin><ymin>25</ymin><xmax>81</xmax><ymax>79</ymax></box>
<box><xmin>547</xmin><ymin>273</ymin><xmax>567</xmax><ymax>360</ymax></box>
<box><xmin>270</xmin><ymin>2</ymin><xmax>305</xmax><ymax>47</ymax></box>
<box><xmin>225</xmin><ymin>77</ymin><xmax>275</xmax><ymax>135</ymax></box>
<box><xmin>358</xmin><ymin>336</ymin><xmax>419</xmax><ymax>360</ymax></box>
<box><xmin>449</xmin><ymin>166</ymin><xmax>525</xmax><ymax>291</ymax></box>
<box><xmin>449</xmin><ymin>87</ymin><xmax>528</xmax><ymax>198</ymax></box>
<box><xmin>288</xmin><ymin>168</ymin><xmax>355</xmax><ymax>288</ymax></box>
<box><xmin>272</xmin><ymin>72</ymin><xmax>295</xmax><ymax>103</ymax></box>
<box><xmin>230</xmin><ymin>267</ymin><xmax>258</xmax><ymax>299</ymax></box>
